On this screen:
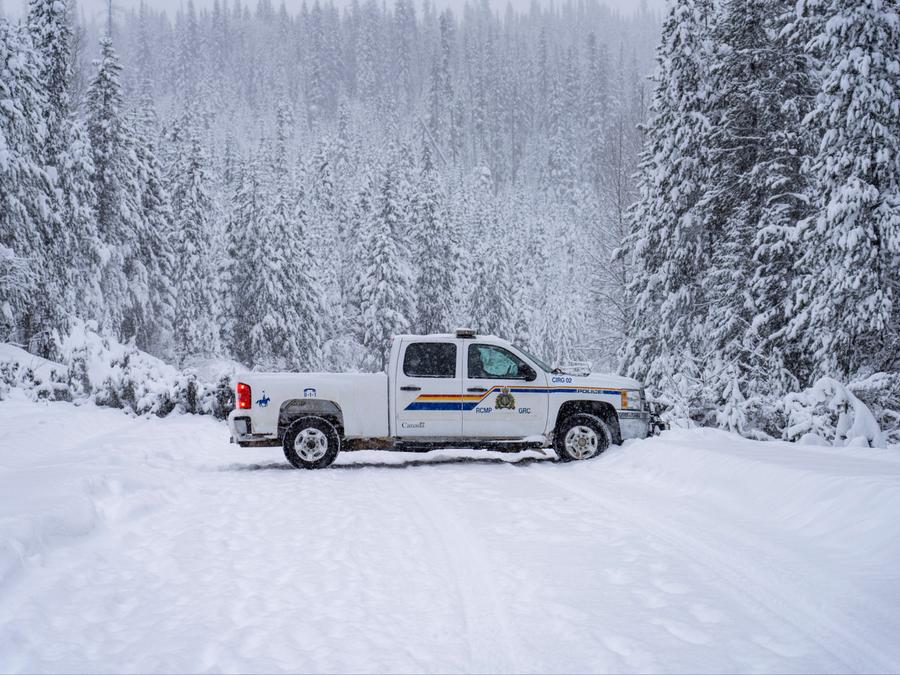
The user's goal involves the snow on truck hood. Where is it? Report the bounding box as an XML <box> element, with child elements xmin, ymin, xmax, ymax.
<box><xmin>569</xmin><ymin>372</ymin><xmax>643</xmax><ymax>390</ymax></box>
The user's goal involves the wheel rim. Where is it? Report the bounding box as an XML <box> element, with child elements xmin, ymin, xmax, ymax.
<box><xmin>564</xmin><ymin>425</ymin><xmax>600</xmax><ymax>460</ymax></box>
<box><xmin>294</xmin><ymin>427</ymin><xmax>328</xmax><ymax>462</ymax></box>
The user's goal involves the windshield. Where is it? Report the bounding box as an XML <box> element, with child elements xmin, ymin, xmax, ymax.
<box><xmin>515</xmin><ymin>345</ymin><xmax>554</xmax><ymax>373</ymax></box>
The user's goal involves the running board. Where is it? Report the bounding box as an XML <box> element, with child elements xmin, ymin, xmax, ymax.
<box><xmin>386</xmin><ymin>440</ymin><xmax>548</xmax><ymax>454</ymax></box>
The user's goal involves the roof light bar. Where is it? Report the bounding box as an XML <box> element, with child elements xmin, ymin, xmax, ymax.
<box><xmin>455</xmin><ymin>328</ymin><xmax>476</xmax><ymax>338</ymax></box>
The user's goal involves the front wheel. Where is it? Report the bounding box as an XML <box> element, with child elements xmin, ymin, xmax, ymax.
<box><xmin>554</xmin><ymin>413</ymin><xmax>611</xmax><ymax>462</ymax></box>
<box><xmin>283</xmin><ymin>416</ymin><xmax>340</xmax><ymax>469</ymax></box>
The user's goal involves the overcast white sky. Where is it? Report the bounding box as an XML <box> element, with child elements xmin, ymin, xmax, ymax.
<box><xmin>4</xmin><ymin>0</ymin><xmax>665</xmax><ymax>23</ymax></box>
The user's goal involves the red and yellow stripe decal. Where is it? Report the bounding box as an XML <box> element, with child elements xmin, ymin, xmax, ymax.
<box><xmin>405</xmin><ymin>385</ymin><xmax>625</xmax><ymax>411</ymax></box>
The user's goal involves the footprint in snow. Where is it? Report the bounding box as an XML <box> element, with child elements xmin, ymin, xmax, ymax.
<box><xmin>604</xmin><ymin>568</ymin><xmax>633</xmax><ymax>585</ymax></box>
<box><xmin>752</xmin><ymin>633</ymin><xmax>807</xmax><ymax>658</ymax></box>
<box><xmin>689</xmin><ymin>602</ymin><xmax>726</xmax><ymax>624</ymax></box>
<box><xmin>652</xmin><ymin>577</ymin><xmax>690</xmax><ymax>595</ymax></box>
<box><xmin>652</xmin><ymin>617</ymin><xmax>712</xmax><ymax>646</ymax></box>
<box><xmin>632</xmin><ymin>589</ymin><xmax>668</xmax><ymax>609</ymax></box>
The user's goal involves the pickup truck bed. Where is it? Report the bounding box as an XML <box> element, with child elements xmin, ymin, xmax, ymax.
<box><xmin>231</xmin><ymin>372</ymin><xmax>390</xmax><ymax>442</ymax></box>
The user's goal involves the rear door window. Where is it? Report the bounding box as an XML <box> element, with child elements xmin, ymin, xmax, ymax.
<box><xmin>403</xmin><ymin>342</ymin><xmax>457</xmax><ymax>378</ymax></box>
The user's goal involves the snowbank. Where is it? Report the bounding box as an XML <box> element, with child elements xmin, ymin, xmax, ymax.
<box><xmin>0</xmin><ymin>343</ymin><xmax>68</xmax><ymax>400</ymax></box>
<box><xmin>0</xmin><ymin>396</ymin><xmax>224</xmax><ymax>593</ymax></box>
<box><xmin>655</xmin><ymin>373</ymin><xmax>896</xmax><ymax>449</ymax></box>
<box><xmin>1</xmin><ymin>320</ymin><xmax>236</xmax><ymax>418</ymax></box>
<box><xmin>784</xmin><ymin>377</ymin><xmax>887</xmax><ymax>448</ymax></box>
<box><xmin>849</xmin><ymin>372</ymin><xmax>900</xmax><ymax>446</ymax></box>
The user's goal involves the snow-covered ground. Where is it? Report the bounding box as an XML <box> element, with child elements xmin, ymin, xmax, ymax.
<box><xmin>1</xmin><ymin>395</ymin><xmax>899</xmax><ymax>674</ymax></box>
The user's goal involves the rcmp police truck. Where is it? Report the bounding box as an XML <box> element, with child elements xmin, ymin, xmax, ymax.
<box><xmin>228</xmin><ymin>330</ymin><xmax>655</xmax><ymax>469</ymax></box>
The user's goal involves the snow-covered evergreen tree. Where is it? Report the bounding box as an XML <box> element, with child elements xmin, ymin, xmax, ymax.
<box><xmin>86</xmin><ymin>35</ymin><xmax>136</xmax><ymax>340</ymax></box>
<box><xmin>696</xmin><ymin>0</ymin><xmax>812</xmax><ymax>427</ymax></box>
<box><xmin>249</xmin><ymin>145</ymin><xmax>304</xmax><ymax>370</ymax></box>
<box><xmin>619</xmin><ymin>0</ymin><xmax>715</xmax><ymax>406</ymax></box>
<box><xmin>749</xmin><ymin>2</ymin><xmax>818</xmax><ymax>394</ymax></box>
<box><xmin>290</xmin><ymin>181</ymin><xmax>330</xmax><ymax>371</ymax></box>
<box><xmin>344</xmin><ymin>166</ymin><xmax>378</xmax><ymax>343</ymax></box>
<box><xmin>584</xmin><ymin>31</ymin><xmax>609</xmax><ymax>197</ymax></box>
<box><xmin>130</xmin><ymin>90</ymin><xmax>176</xmax><ymax>356</ymax></box>
<box><xmin>0</xmin><ymin>19</ymin><xmax>55</xmax><ymax>345</ymax></box>
<box><xmin>787</xmin><ymin>0</ymin><xmax>900</xmax><ymax>380</ymax></box>
<box><xmin>22</xmin><ymin>0</ymin><xmax>99</xmax><ymax>353</ymax></box>
<box><xmin>223</xmin><ymin>158</ymin><xmax>264</xmax><ymax>367</ymax></box>
<box><xmin>413</xmin><ymin>141</ymin><xmax>458</xmax><ymax>334</ymax></box>
<box><xmin>270</xmin><ymin>103</ymin><xmax>328</xmax><ymax>371</ymax></box>
<box><xmin>359</xmin><ymin>151</ymin><xmax>415</xmax><ymax>369</ymax></box>
<box><xmin>167</xmin><ymin>113</ymin><xmax>221</xmax><ymax>363</ymax></box>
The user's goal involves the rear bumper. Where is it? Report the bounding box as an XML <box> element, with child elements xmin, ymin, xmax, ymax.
<box><xmin>227</xmin><ymin>411</ymin><xmax>280</xmax><ymax>447</ymax></box>
<box><xmin>618</xmin><ymin>410</ymin><xmax>651</xmax><ymax>440</ymax></box>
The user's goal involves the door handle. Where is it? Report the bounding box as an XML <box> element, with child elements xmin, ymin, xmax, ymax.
<box><xmin>467</xmin><ymin>387</ymin><xmax>487</xmax><ymax>393</ymax></box>
<box><xmin>400</xmin><ymin>386</ymin><xmax>421</xmax><ymax>391</ymax></box>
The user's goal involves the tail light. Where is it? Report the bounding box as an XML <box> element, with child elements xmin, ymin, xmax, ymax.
<box><xmin>237</xmin><ymin>382</ymin><xmax>252</xmax><ymax>409</ymax></box>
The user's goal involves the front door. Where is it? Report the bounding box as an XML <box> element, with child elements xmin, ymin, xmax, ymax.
<box><xmin>394</xmin><ymin>340</ymin><xmax>463</xmax><ymax>437</ymax></box>
<box><xmin>461</xmin><ymin>342</ymin><xmax>548</xmax><ymax>438</ymax></box>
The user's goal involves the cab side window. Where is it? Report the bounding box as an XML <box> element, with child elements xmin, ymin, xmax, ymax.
<box><xmin>468</xmin><ymin>344</ymin><xmax>531</xmax><ymax>380</ymax></box>
<box><xmin>403</xmin><ymin>342</ymin><xmax>457</xmax><ymax>378</ymax></box>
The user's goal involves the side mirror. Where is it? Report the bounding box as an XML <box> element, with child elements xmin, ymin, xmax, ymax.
<box><xmin>523</xmin><ymin>366</ymin><xmax>537</xmax><ymax>382</ymax></box>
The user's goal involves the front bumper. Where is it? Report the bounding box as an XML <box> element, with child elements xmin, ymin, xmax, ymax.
<box><xmin>618</xmin><ymin>410</ymin><xmax>651</xmax><ymax>440</ymax></box>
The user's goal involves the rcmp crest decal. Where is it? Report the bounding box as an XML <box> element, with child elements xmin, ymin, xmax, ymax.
<box><xmin>495</xmin><ymin>387</ymin><xmax>516</xmax><ymax>410</ymax></box>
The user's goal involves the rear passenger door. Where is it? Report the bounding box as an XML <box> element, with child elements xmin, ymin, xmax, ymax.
<box><xmin>394</xmin><ymin>340</ymin><xmax>463</xmax><ymax>437</ymax></box>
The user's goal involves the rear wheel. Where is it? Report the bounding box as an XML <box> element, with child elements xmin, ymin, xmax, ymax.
<box><xmin>554</xmin><ymin>413</ymin><xmax>611</xmax><ymax>462</ymax></box>
<box><xmin>283</xmin><ymin>416</ymin><xmax>340</xmax><ymax>469</ymax></box>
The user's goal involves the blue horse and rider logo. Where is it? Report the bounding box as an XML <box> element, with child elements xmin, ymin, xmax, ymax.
<box><xmin>256</xmin><ymin>391</ymin><xmax>271</xmax><ymax>407</ymax></box>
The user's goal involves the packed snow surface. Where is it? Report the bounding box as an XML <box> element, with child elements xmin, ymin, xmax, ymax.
<box><xmin>1</xmin><ymin>395</ymin><xmax>899</xmax><ymax>674</ymax></box>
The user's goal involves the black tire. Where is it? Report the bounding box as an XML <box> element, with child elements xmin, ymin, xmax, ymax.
<box><xmin>283</xmin><ymin>416</ymin><xmax>340</xmax><ymax>469</ymax></box>
<box><xmin>554</xmin><ymin>413</ymin><xmax>611</xmax><ymax>462</ymax></box>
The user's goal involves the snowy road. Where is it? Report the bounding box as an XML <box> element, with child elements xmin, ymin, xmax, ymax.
<box><xmin>2</xmin><ymin>397</ymin><xmax>900</xmax><ymax>673</ymax></box>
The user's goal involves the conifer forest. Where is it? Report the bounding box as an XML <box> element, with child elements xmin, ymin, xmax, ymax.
<box><xmin>1</xmin><ymin>0</ymin><xmax>898</xmax><ymax>438</ymax></box>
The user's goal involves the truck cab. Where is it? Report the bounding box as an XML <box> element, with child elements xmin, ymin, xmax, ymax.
<box><xmin>228</xmin><ymin>330</ymin><xmax>652</xmax><ymax>469</ymax></box>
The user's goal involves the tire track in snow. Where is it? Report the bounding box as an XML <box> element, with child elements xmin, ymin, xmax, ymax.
<box><xmin>398</xmin><ymin>471</ymin><xmax>528</xmax><ymax>673</ymax></box>
<box><xmin>530</xmin><ymin>466</ymin><xmax>898</xmax><ymax>673</ymax></box>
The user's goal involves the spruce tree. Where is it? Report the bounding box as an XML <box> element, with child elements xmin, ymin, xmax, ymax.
<box><xmin>290</xmin><ymin>169</ymin><xmax>329</xmax><ymax>371</ymax></box>
<box><xmin>344</xmin><ymin>168</ymin><xmax>377</xmax><ymax>344</ymax></box>
<box><xmin>413</xmin><ymin>142</ymin><xmax>458</xmax><ymax>334</ymax></box>
<box><xmin>788</xmin><ymin>0</ymin><xmax>900</xmax><ymax>379</ymax></box>
<box><xmin>167</xmin><ymin>114</ymin><xmax>221</xmax><ymax>363</ymax></box>
<box><xmin>130</xmin><ymin>90</ymin><xmax>177</xmax><ymax>356</ymax></box>
<box><xmin>467</xmin><ymin>229</ymin><xmax>515</xmax><ymax>339</ymax></box>
<box><xmin>86</xmin><ymin>35</ymin><xmax>134</xmax><ymax>339</ymax></box>
<box><xmin>0</xmin><ymin>19</ymin><xmax>55</xmax><ymax>344</ymax></box>
<box><xmin>224</xmin><ymin>158</ymin><xmax>264</xmax><ymax>367</ymax></box>
<box><xmin>359</xmin><ymin>154</ymin><xmax>415</xmax><ymax>369</ymax></box>
<box><xmin>584</xmin><ymin>31</ymin><xmax>609</xmax><ymax>197</ymax></box>
<box><xmin>749</xmin><ymin>1</ymin><xmax>818</xmax><ymax>393</ymax></box>
<box><xmin>26</xmin><ymin>0</ymin><xmax>100</xmax><ymax>346</ymax></box>
<box><xmin>619</xmin><ymin>0</ymin><xmax>715</xmax><ymax>405</ymax></box>
<box><xmin>269</xmin><ymin>103</ymin><xmax>328</xmax><ymax>371</ymax></box>
<box><xmin>253</xmin><ymin>147</ymin><xmax>304</xmax><ymax>370</ymax></box>
<box><xmin>697</xmin><ymin>0</ymin><xmax>811</xmax><ymax>422</ymax></box>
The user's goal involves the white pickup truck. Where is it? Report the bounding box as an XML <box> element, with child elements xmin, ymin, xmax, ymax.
<box><xmin>228</xmin><ymin>330</ymin><xmax>654</xmax><ymax>469</ymax></box>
